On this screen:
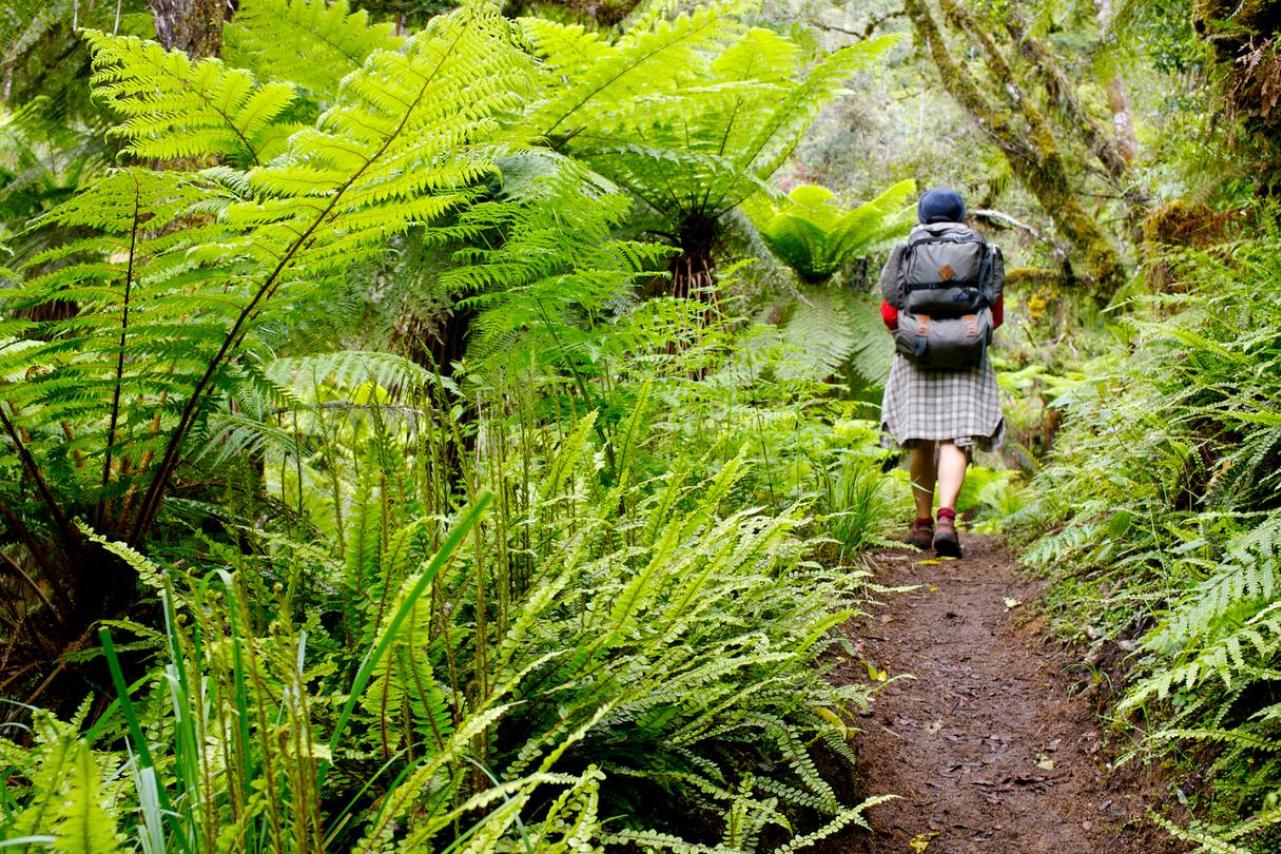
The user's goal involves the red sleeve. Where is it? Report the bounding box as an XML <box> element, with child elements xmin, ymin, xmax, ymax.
<box><xmin>992</xmin><ymin>293</ymin><xmax>1004</xmax><ymax>329</ymax></box>
<box><xmin>880</xmin><ymin>299</ymin><xmax>898</xmax><ymax>330</ymax></box>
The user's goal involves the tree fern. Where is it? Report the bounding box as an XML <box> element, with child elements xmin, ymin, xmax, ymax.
<box><xmin>765</xmin><ymin>288</ymin><xmax>893</xmax><ymax>385</ymax></box>
<box><xmin>443</xmin><ymin>150</ymin><xmax>669</xmax><ymax>361</ymax></box>
<box><xmin>86</xmin><ymin>30</ymin><xmax>300</xmax><ymax>167</ymax></box>
<box><xmin>1</xmin><ymin>5</ymin><xmax>900</xmax><ymax>849</ymax></box>
<box><xmin>742</xmin><ymin>179</ymin><xmax>916</xmax><ymax>283</ymax></box>
<box><xmin>0</xmin><ymin>1</ymin><xmax>548</xmax><ymax>703</ymax></box>
<box><xmin>522</xmin><ymin>8</ymin><xmax>898</xmax><ymax>296</ymax></box>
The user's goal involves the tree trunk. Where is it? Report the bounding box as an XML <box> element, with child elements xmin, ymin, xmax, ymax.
<box><xmin>996</xmin><ymin>7</ymin><xmax>1132</xmax><ymax>183</ymax></box>
<box><xmin>1105</xmin><ymin>78</ymin><xmax>1139</xmax><ymax>163</ymax></box>
<box><xmin>148</xmin><ymin>0</ymin><xmax>229</xmax><ymax>58</ymax></box>
<box><xmin>994</xmin><ymin>3</ymin><xmax>1147</xmax><ymax>234</ymax></box>
<box><xmin>905</xmin><ymin>0</ymin><xmax>1125</xmax><ymax>294</ymax></box>
<box><xmin>667</xmin><ymin>213</ymin><xmax>719</xmax><ymax>302</ymax></box>
<box><xmin>1092</xmin><ymin>0</ymin><xmax>1140</xmax><ymax>165</ymax></box>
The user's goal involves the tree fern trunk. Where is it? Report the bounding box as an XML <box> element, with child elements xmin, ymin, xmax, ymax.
<box><xmin>668</xmin><ymin>214</ymin><xmax>718</xmax><ymax>302</ymax></box>
<box><xmin>148</xmin><ymin>0</ymin><xmax>229</xmax><ymax>58</ymax></box>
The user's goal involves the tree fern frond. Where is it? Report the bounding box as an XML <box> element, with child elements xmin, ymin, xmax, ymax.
<box><xmin>84</xmin><ymin>30</ymin><xmax>298</xmax><ymax>167</ymax></box>
<box><xmin>743</xmin><ymin>179</ymin><xmax>915</xmax><ymax>283</ymax></box>
<box><xmin>224</xmin><ymin>0</ymin><xmax>403</xmax><ymax>102</ymax></box>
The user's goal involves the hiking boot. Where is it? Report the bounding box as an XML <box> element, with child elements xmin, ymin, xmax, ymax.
<box><xmin>907</xmin><ymin>517</ymin><xmax>934</xmax><ymax>550</ymax></box>
<box><xmin>933</xmin><ymin>511</ymin><xmax>962</xmax><ymax>558</ymax></box>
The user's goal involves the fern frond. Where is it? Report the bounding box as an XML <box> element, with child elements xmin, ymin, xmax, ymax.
<box><xmin>224</xmin><ymin>0</ymin><xmax>403</xmax><ymax>101</ymax></box>
<box><xmin>743</xmin><ymin>179</ymin><xmax>915</xmax><ymax>283</ymax></box>
<box><xmin>84</xmin><ymin>30</ymin><xmax>298</xmax><ymax>166</ymax></box>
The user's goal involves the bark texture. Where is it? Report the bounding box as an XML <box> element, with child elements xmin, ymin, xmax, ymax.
<box><xmin>148</xmin><ymin>0</ymin><xmax>228</xmax><ymax>58</ymax></box>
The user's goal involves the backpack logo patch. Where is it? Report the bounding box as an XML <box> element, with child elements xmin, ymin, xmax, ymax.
<box><xmin>937</xmin><ymin>263</ymin><xmax>956</xmax><ymax>281</ymax></box>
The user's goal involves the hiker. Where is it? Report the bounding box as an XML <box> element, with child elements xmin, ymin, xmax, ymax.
<box><xmin>878</xmin><ymin>188</ymin><xmax>1006</xmax><ymax>558</ymax></box>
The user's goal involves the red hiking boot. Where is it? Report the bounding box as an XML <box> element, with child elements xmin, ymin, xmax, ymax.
<box><xmin>933</xmin><ymin>507</ymin><xmax>962</xmax><ymax>558</ymax></box>
<box><xmin>907</xmin><ymin>516</ymin><xmax>934</xmax><ymax>550</ymax></box>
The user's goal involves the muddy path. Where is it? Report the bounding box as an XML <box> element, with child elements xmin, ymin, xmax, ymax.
<box><xmin>825</xmin><ymin>535</ymin><xmax>1179</xmax><ymax>854</ymax></box>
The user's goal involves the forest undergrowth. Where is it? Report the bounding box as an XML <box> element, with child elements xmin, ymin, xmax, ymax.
<box><xmin>1010</xmin><ymin>215</ymin><xmax>1281</xmax><ymax>853</ymax></box>
<box><xmin>5</xmin><ymin>0</ymin><xmax>1281</xmax><ymax>850</ymax></box>
<box><xmin>0</xmin><ymin>1</ymin><xmax>916</xmax><ymax>849</ymax></box>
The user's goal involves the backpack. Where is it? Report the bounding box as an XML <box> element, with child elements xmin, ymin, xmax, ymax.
<box><xmin>890</xmin><ymin>223</ymin><xmax>999</xmax><ymax>370</ymax></box>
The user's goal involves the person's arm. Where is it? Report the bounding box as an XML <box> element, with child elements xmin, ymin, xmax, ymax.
<box><xmin>989</xmin><ymin>245</ymin><xmax>1005</xmax><ymax>329</ymax></box>
<box><xmin>880</xmin><ymin>299</ymin><xmax>898</xmax><ymax>330</ymax></box>
<box><xmin>879</xmin><ymin>245</ymin><xmax>905</xmax><ymax>331</ymax></box>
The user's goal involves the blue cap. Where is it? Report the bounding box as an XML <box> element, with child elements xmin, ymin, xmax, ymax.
<box><xmin>917</xmin><ymin>188</ymin><xmax>966</xmax><ymax>224</ymax></box>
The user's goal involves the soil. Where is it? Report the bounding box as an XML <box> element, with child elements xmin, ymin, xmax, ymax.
<box><xmin>823</xmin><ymin>534</ymin><xmax>1183</xmax><ymax>854</ymax></box>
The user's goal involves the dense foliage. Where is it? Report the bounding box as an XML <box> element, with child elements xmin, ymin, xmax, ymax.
<box><xmin>0</xmin><ymin>0</ymin><xmax>910</xmax><ymax>850</ymax></box>
<box><xmin>8</xmin><ymin>0</ymin><xmax>1281</xmax><ymax>849</ymax></box>
<box><xmin>1011</xmin><ymin>221</ymin><xmax>1281</xmax><ymax>852</ymax></box>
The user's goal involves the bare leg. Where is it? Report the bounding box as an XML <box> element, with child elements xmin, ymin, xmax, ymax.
<box><xmin>908</xmin><ymin>441</ymin><xmax>937</xmax><ymax>519</ymax></box>
<box><xmin>936</xmin><ymin>441</ymin><xmax>969</xmax><ymax>510</ymax></box>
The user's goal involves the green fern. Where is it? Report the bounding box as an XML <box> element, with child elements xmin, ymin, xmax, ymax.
<box><xmin>742</xmin><ymin>179</ymin><xmax>916</xmax><ymax>283</ymax></box>
<box><xmin>0</xmin><ymin>5</ymin><xmax>543</xmax><ymax>690</ymax></box>
<box><xmin>1017</xmin><ymin>227</ymin><xmax>1281</xmax><ymax>851</ymax></box>
<box><xmin>85</xmin><ymin>30</ymin><xmax>300</xmax><ymax>166</ymax></box>
<box><xmin>522</xmin><ymin>9</ymin><xmax>898</xmax><ymax>294</ymax></box>
<box><xmin>223</xmin><ymin>0</ymin><xmax>403</xmax><ymax>102</ymax></box>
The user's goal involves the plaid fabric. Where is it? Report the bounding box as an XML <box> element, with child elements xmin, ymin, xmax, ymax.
<box><xmin>879</xmin><ymin>351</ymin><xmax>1005</xmax><ymax>451</ymax></box>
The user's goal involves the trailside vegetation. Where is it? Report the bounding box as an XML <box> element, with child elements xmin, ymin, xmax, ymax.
<box><xmin>0</xmin><ymin>1</ymin><xmax>906</xmax><ymax>850</ymax></box>
<box><xmin>1007</xmin><ymin>2</ymin><xmax>1281</xmax><ymax>850</ymax></box>
<box><xmin>8</xmin><ymin>0</ymin><xmax>1281</xmax><ymax>850</ymax></box>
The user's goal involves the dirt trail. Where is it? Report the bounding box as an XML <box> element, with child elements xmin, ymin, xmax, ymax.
<box><xmin>829</xmin><ymin>535</ymin><xmax>1176</xmax><ymax>854</ymax></box>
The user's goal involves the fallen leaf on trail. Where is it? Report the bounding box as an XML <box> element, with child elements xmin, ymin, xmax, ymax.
<box><xmin>1035</xmin><ymin>755</ymin><xmax>1055</xmax><ymax>770</ymax></box>
<box><xmin>909</xmin><ymin>831</ymin><xmax>938</xmax><ymax>852</ymax></box>
<box><xmin>864</xmin><ymin>660</ymin><xmax>889</xmax><ymax>682</ymax></box>
<box><xmin>928</xmin><ymin>584</ymin><xmax>938</xmax><ymax>592</ymax></box>
<box><xmin>916</xmin><ymin>558</ymin><xmax>941</xmax><ymax>566</ymax></box>
<box><xmin>1003</xmin><ymin>597</ymin><xmax>1022</xmax><ymax>610</ymax></box>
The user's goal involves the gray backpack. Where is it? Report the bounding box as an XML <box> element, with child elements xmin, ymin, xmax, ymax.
<box><xmin>889</xmin><ymin>223</ymin><xmax>1000</xmax><ymax>370</ymax></box>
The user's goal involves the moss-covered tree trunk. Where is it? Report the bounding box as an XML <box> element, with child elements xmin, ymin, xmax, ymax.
<box><xmin>1193</xmin><ymin>0</ymin><xmax>1281</xmax><ymax>172</ymax></box>
<box><xmin>992</xmin><ymin>5</ymin><xmax>1148</xmax><ymax>236</ymax></box>
<box><xmin>996</xmin><ymin>7</ymin><xmax>1132</xmax><ymax>183</ymax></box>
<box><xmin>1092</xmin><ymin>0</ymin><xmax>1140</xmax><ymax>164</ymax></box>
<box><xmin>905</xmin><ymin>0</ymin><xmax>1126</xmax><ymax>294</ymax></box>
<box><xmin>148</xmin><ymin>0</ymin><xmax>228</xmax><ymax>58</ymax></box>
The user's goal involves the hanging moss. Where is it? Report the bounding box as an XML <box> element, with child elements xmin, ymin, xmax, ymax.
<box><xmin>1194</xmin><ymin>0</ymin><xmax>1281</xmax><ymax>159</ymax></box>
<box><xmin>905</xmin><ymin>0</ymin><xmax>1125</xmax><ymax>295</ymax></box>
